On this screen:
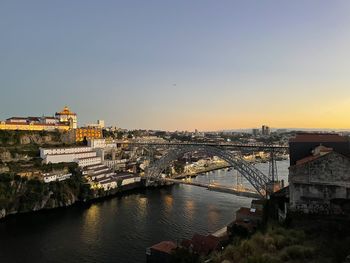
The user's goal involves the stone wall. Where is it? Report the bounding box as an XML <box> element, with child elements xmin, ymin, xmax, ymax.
<box><xmin>289</xmin><ymin>152</ymin><xmax>350</xmax><ymax>214</ymax></box>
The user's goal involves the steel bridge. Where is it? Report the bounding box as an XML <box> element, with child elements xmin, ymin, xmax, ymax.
<box><xmin>125</xmin><ymin>142</ymin><xmax>289</xmax><ymax>198</ymax></box>
<box><xmin>160</xmin><ymin>177</ymin><xmax>261</xmax><ymax>198</ymax></box>
<box><xmin>122</xmin><ymin>141</ymin><xmax>288</xmax><ymax>150</ymax></box>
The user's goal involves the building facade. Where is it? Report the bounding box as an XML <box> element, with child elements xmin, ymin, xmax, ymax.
<box><xmin>40</xmin><ymin>146</ymin><xmax>102</xmax><ymax>167</ymax></box>
<box><xmin>43</xmin><ymin>173</ymin><xmax>72</xmax><ymax>183</ymax></box>
<box><xmin>0</xmin><ymin>106</ymin><xmax>77</xmax><ymax>131</ymax></box>
<box><xmin>40</xmin><ymin>146</ymin><xmax>92</xmax><ymax>158</ymax></box>
<box><xmin>0</xmin><ymin>122</ymin><xmax>70</xmax><ymax>131</ymax></box>
<box><xmin>261</xmin><ymin>125</ymin><xmax>270</xmax><ymax>136</ymax></box>
<box><xmin>289</xmin><ymin>133</ymin><xmax>350</xmax><ymax>166</ymax></box>
<box><xmin>75</xmin><ymin>127</ymin><xmax>102</xmax><ymax>142</ymax></box>
<box><xmin>55</xmin><ymin>106</ymin><xmax>77</xmax><ymax>129</ymax></box>
<box><xmin>288</xmin><ymin>134</ymin><xmax>350</xmax><ymax>214</ymax></box>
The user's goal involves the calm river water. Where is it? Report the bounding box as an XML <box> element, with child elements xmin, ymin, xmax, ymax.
<box><xmin>0</xmin><ymin>160</ymin><xmax>289</xmax><ymax>263</ymax></box>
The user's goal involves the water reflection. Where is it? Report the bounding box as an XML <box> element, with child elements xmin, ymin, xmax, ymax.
<box><xmin>185</xmin><ymin>199</ymin><xmax>195</xmax><ymax>220</ymax></box>
<box><xmin>81</xmin><ymin>204</ymin><xmax>102</xmax><ymax>245</ymax></box>
<box><xmin>164</xmin><ymin>195</ymin><xmax>173</xmax><ymax>214</ymax></box>
<box><xmin>207</xmin><ymin>204</ymin><xmax>220</xmax><ymax>229</ymax></box>
<box><xmin>0</xmin><ymin>161</ymin><xmax>289</xmax><ymax>263</ymax></box>
<box><xmin>137</xmin><ymin>196</ymin><xmax>148</xmax><ymax>217</ymax></box>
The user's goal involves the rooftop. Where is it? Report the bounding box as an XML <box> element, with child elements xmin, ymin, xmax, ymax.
<box><xmin>293</xmin><ymin>150</ymin><xmax>350</xmax><ymax>167</ymax></box>
<box><xmin>55</xmin><ymin>106</ymin><xmax>76</xmax><ymax>116</ymax></box>
<box><xmin>290</xmin><ymin>133</ymin><xmax>348</xmax><ymax>143</ymax></box>
<box><xmin>181</xmin><ymin>234</ymin><xmax>221</xmax><ymax>255</ymax></box>
<box><xmin>150</xmin><ymin>241</ymin><xmax>177</xmax><ymax>254</ymax></box>
<box><xmin>236</xmin><ymin>207</ymin><xmax>263</xmax><ymax>217</ymax></box>
<box><xmin>4</xmin><ymin>122</ymin><xmax>69</xmax><ymax>127</ymax></box>
<box><xmin>295</xmin><ymin>153</ymin><xmax>327</xmax><ymax>166</ymax></box>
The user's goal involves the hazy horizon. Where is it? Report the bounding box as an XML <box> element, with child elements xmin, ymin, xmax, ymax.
<box><xmin>1</xmin><ymin>1</ymin><xmax>350</xmax><ymax>130</ymax></box>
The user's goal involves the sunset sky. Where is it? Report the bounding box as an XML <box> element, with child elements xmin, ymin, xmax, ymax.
<box><xmin>1</xmin><ymin>1</ymin><xmax>350</xmax><ymax>131</ymax></box>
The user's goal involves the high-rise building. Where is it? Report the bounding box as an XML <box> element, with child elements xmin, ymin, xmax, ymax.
<box><xmin>261</xmin><ymin>125</ymin><xmax>270</xmax><ymax>136</ymax></box>
<box><xmin>97</xmin><ymin>120</ymin><xmax>105</xmax><ymax>129</ymax></box>
<box><xmin>252</xmin><ymin>128</ymin><xmax>260</xmax><ymax>136</ymax></box>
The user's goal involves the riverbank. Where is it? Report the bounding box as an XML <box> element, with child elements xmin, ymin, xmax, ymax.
<box><xmin>0</xmin><ymin>163</ymin><xmax>232</xmax><ymax>220</ymax></box>
<box><xmin>0</xmin><ymin>173</ymin><xmax>144</xmax><ymax>220</ymax></box>
<box><xmin>173</xmin><ymin>162</ymin><xmax>231</xmax><ymax>179</ymax></box>
<box><xmin>0</xmin><ymin>167</ymin><xmax>254</xmax><ymax>263</ymax></box>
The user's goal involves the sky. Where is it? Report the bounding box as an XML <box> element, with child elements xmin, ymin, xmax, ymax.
<box><xmin>1</xmin><ymin>0</ymin><xmax>350</xmax><ymax>131</ymax></box>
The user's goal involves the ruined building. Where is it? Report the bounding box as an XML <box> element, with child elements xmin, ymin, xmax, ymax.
<box><xmin>289</xmin><ymin>134</ymin><xmax>350</xmax><ymax>214</ymax></box>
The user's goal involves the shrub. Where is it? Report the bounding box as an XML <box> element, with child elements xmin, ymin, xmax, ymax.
<box><xmin>280</xmin><ymin>245</ymin><xmax>314</xmax><ymax>261</ymax></box>
<box><xmin>245</xmin><ymin>254</ymin><xmax>282</xmax><ymax>263</ymax></box>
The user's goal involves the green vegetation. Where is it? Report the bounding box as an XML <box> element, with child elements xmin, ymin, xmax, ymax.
<box><xmin>0</xmin><ymin>130</ymin><xmax>60</xmax><ymax>145</ymax></box>
<box><xmin>204</xmin><ymin>219</ymin><xmax>350</xmax><ymax>263</ymax></box>
<box><xmin>209</xmin><ymin>226</ymin><xmax>314</xmax><ymax>263</ymax></box>
<box><xmin>0</xmin><ymin>130</ymin><xmax>26</xmax><ymax>145</ymax></box>
<box><xmin>4</xmin><ymin>160</ymin><xmax>78</xmax><ymax>174</ymax></box>
<box><xmin>0</xmin><ymin>172</ymin><xmax>92</xmax><ymax>213</ymax></box>
<box><xmin>173</xmin><ymin>161</ymin><xmax>185</xmax><ymax>174</ymax></box>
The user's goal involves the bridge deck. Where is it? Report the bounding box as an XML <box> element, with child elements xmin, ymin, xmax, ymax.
<box><xmin>118</xmin><ymin>141</ymin><xmax>289</xmax><ymax>150</ymax></box>
<box><xmin>160</xmin><ymin>178</ymin><xmax>261</xmax><ymax>199</ymax></box>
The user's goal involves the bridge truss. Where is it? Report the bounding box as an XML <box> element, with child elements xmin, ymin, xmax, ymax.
<box><xmin>146</xmin><ymin>145</ymin><xmax>274</xmax><ymax>197</ymax></box>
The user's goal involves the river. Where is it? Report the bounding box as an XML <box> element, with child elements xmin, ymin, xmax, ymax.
<box><xmin>0</xmin><ymin>160</ymin><xmax>289</xmax><ymax>263</ymax></box>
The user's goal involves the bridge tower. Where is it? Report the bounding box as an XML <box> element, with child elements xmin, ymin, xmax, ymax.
<box><xmin>268</xmin><ymin>148</ymin><xmax>278</xmax><ymax>182</ymax></box>
<box><xmin>267</xmin><ymin>148</ymin><xmax>282</xmax><ymax>194</ymax></box>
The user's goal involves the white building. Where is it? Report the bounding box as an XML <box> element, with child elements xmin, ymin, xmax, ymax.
<box><xmin>43</xmin><ymin>151</ymin><xmax>97</xmax><ymax>164</ymax></box>
<box><xmin>55</xmin><ymin>106</ymin><xmax>77</xmax><ymax>129</ymax></box>
<box><xmin>85</xmin><ymin>120</ymin><xmax>105</xmax><ymax>129</ymax></box>
<box><xmin>87</xmin><ymin>138</ymin><xmax>117</xmax><ymax>149</ymax></box>
<box><xmin>114</xmin><ymin>173</ymin><xmax>141</xmax><ymax>186</ymax></box>
<box><xmin>43</xmin><ymin>173</ymin><xmax>72</xmax><ymax>183</ymax></box>
<box><xmin>40</xmin><ymin>146</ymin><xmax>92</xmax><ymax>159</ymax></box>
<box><xmin>76</xmin><ymin>157</ymin><xmax>102</xmax><ymax>167</ymax></box>
<box><xmin>41</xmin><ymin>117</ymin><xmax>58</xmax><ymax>125</ymax></box>
<box><xmin>97</xmin><ymin>177</ymin><xmax>117</xmax><ymax>191</ymax></box>
<box><xmin>97</xmin><ymin>120</ymin><xmax>105</xmax><ymax>128</ymax></box>
<box><xmin>104</xmin><ymin>159</ymin><xmax>127</xmax><ymax>170</ymax></box>
<box><xmin>40</xmin><ymin>146</ymin><xmax>103</xmax><ymax>168</ymax></box>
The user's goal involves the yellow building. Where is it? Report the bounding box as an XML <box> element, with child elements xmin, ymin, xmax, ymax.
<box><xmin>0</xmin><ymin>121</ymin><xmax>70</xmax><ymax>131</ymax></box>
<box><xmin>55</xmin><ymin>106</ymin><xmax>77</xmax><ymax>129</ymax></box>
<box><xmin>75</xmin><ymin>127</ymin><xmax>102</xmax><ymax>142</ymax></box>
<box><xmin>0</xmin><ymin>106</ymin><xmax>77</xmax><ymax>132</ymax></box>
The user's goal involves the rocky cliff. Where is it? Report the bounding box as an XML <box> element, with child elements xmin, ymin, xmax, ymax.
<box><xmin>0</xmin><ymin>173</ymin><xmax>90</xmax><ymax>219</ymax></box>
<box><xmin>0</xmin><ymin>173</ymin><xmax>143</xmax><ymax>220</ymax></box>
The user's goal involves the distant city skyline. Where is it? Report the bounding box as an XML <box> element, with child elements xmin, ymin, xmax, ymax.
<box><xmin>1</xmin><ymin>1</ymin><xmax>350</xmax><ymax>131</ymax></box>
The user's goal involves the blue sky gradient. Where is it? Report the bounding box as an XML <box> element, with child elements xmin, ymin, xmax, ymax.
<box><xmin>1</xmin><ymin>1</ymin><xmax>350</xmax><ymax>130</ymax></box>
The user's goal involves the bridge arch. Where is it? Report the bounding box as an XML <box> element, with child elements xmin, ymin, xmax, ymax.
<box><xmin>146</xmin><ymin>145</ymin><xmax>270</xmax><ymax>197</ymax></box>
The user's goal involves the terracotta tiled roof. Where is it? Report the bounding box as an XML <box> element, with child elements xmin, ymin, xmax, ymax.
<box><xmin>4</xmin><ymin>122</ymin><xmax>68</xmax><ymax>126</ymax></box>
<box><xmin>190</xmin><ymin>234</ymin><xmax>220</xmax><ymax>255</ymax></box>
<box><xmin>293</xmin><ymin>150</ymin><xmax>350</xmax><ymax>167</ymax></box>
<box><xmin>236</xmin><ymin>207</ymin><xmax>263</xmax><ymax>217</ymax></box>
<box><xmin>55</xmin><ymin>106</ymin><xmax>76</xmax><ymax>116</ymax></box>
<box><xmin>151</xmin><ymin>241</ymin><xmax>176</xmax><ymax>254</ymax></box>
<box><xmin>232</xmin><ymin>220</ymin><xmax>256</xmax><ymax>232</ymax></box>
<box><xmin>6</xmin><ymin>117</ymin><xmax>27</xmax><ymax>120</ymax></box>
<box><xmin>295</xmin><ymin>154</ymin><xmax>326</xmax><ymax>166</ymax></box>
